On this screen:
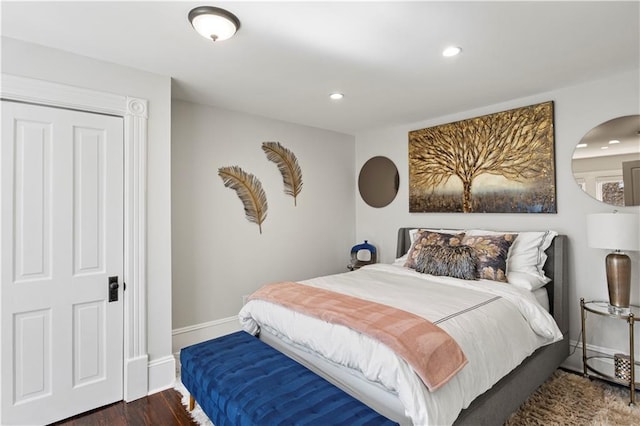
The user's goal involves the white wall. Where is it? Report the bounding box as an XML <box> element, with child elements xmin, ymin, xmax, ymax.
<box><xmin>354</xmin><ymin>69</ymin><xmax>640</xmax><ymax>367</ymax></box>
<box><xmin>171</xmin><ymin>100</ymin><xmax>355</xmax><ymax>348</ymax></box>
<box><xmin>1</xmin><ymin>37</ymin><xmax>175</xmax><ymax>392</ymax></box>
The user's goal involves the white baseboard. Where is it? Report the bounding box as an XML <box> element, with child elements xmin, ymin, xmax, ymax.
<box><xmin>124</xmin><ymin>355</ymin><xmax>148</xmax><ymax>402</ymax></box>
<box><xmin>172</xmin><ymin>316</ymin><xmax>242</xmax><ymax>375</ymax></box>
<box><xmin>147</xmin><ymin>355</ymin><xmax>177</xmax><ymax>395</ymax></box>
<box><xmin>172</xmin><ymin>315</ymin><xmax>241</xmax><ymax>353</ymax></box>
<box><xmin>560</xmin><ymin>340</ymin><xmax>580</xmax><ymax>372</ymax></box>
<box><xmin>562</xmin><ymin>339</ymin><xmax>640</xmax><ymax>379</ymax></box>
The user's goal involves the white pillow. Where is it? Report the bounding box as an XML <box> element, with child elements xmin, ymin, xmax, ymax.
<box><xmin>393</xmin><ymin>254</ymin><xmax>408</xmax><ymax>266</ymax></box>
<box><xmin>464</xmin><ymin>229</ymin><xmax>558</xmax><ymax>290</ymax></box>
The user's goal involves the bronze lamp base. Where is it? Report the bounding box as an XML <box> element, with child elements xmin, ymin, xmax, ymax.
<box><xmin>606</xmin><ymin>251</ymin><xmax>631</xmax><ymax>309</ymax></box>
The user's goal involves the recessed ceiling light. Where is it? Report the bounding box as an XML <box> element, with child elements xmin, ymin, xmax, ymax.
<box><xmin>601</xmin><ymin>146</ymin><xmax>609</xmax><ymax>150</ymax></box>
<box><xmin>329</xmin><ymin>93</ymin><xmax>344</xmax><ymax>100</ymax></box>
<box><xmin>576</xmin><ymin>143</ymin><xmax>588</xmax><ymax>148</ymax></box>
<box><xmin>608</xmin><ymin>139</ymin><xmax>620</xmax><ymax>144</ymax></box>
<box><xmin>442</xmin><ymin>46</ymin><xmax>462</xmax><ymax>57</ymax></box>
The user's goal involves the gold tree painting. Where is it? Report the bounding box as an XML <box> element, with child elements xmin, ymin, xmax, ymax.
<box><xmin>409</xmin><ymin>101</ymin><xmax>556</xmax><ymax>213</ymax></box>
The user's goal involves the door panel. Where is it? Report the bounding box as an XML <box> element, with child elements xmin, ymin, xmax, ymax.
<box><xmin>13</xmin><ymin>309</ymin><xmax>52</xmax><ymax>404</ymax></box>
<box><xmin>73</xmin><ymin>301</ymin><xmax>106</xmax><ymax>386</ymax></box>
<box><xmin>1</xmin><ymin>101</ymin><xmax>124</xmax><ymax>425</ymax></box>
<box><xmin>74</xmin><ymin>126</ymin><xmax>106</xmax><ymax>274</ymax></box>
<box><xmin>13</xmin><ymin>118</ymin><xmax>52</xmax><ymax>282</ymax></box>
<box><xmin>622</xmin><ymin>159</ymin><xmax>640</xmax><ymax>206</ymax></box>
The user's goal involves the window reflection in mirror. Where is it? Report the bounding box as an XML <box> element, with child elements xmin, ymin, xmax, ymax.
<box><xmin>571</xmin><ymin>115</ymin><xmax>640</xmax><ymax>206</ymax></box>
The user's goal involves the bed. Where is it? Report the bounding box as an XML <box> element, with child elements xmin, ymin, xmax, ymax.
<box><xmin>239</xmin><ymin>228</ymin><xmax>569</xmax><ymax>425</ymax></box>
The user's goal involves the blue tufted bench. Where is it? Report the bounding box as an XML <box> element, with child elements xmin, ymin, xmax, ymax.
<box><xmin>180</xmin><ymin>331</ymin><xmax>397</xmax><ymax>426</ymax></box>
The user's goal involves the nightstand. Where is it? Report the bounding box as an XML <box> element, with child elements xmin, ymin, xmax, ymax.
<box><xmin>580</xmin><ymin>298</ymin><xmax>639</xmax><ymax>406</ymax></box>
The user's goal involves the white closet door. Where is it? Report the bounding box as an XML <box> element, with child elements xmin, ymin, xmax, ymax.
<box><xmin>1</xmin><ymin>101</ymin><xmax>124</xmax><ymax>425</ymax></box>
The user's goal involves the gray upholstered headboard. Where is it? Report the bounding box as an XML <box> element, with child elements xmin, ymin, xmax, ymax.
<box><xmin>395</xmin><ymin>228</ymin><xmax>568</xmax><ymax>334</ymax></box>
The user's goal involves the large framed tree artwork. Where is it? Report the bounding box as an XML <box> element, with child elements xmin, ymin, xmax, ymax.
<box><xmin>408</xmin><ymin>101</ymin><xmax>556</xmax><ymax>213</ymax></box>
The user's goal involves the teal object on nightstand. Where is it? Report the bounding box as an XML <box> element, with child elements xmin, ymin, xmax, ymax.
<box><xmin>349</xmin><ymin>240</ymin><xmax>377</xmax><ymax>270</ymax></box>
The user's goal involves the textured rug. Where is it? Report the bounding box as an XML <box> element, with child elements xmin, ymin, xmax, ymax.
<box><xmin>176</xmin><ymin>370</ymin><xmax>639</xmax><ymax>425</ymax></box>
<box><xmin>175</xmin><ymin>380</ymin><xmax>213</xmax><ymax>426</ymax></box>
<box><xmin>505</xmin><ymin>370</ymin><xmax>639</xmax><ymax>426</ymax></box>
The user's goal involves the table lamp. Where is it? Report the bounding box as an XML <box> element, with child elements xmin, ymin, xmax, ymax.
<box><xmin>587</xmin><ymin>212</ymin><xmax>639</xmax><ymax>311</ymax></box>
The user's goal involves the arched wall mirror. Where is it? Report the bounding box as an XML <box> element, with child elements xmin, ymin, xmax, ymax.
<box><xmin>358</xmin><ymin>156</ymin><xmax>400</xmax><ymax>208</ymax></box>
<box><xmin>572</xmin><ymin>115</ymin><xmax>640</xmax><ymax>206</ymax></box>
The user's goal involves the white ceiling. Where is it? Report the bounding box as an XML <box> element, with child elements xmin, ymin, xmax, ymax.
<box><xmin>2</xmin><ymin>1</ymin><xmax>639</xmax><ymax>135</ymax></box>
<box><xmin>572</xmin><ymin>114</ymin><xmax>640</xmax><ymax>160</ymax></box>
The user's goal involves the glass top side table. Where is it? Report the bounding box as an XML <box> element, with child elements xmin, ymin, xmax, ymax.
<box><xmin>580</xmin><ymin>298</ymin><xmax>639</xmax><ymax>406</ymax></box>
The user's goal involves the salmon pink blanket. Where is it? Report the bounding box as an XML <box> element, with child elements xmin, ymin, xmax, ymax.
<box><xmin>249</xmin><ymin>281</ymin><xmax>468</xmax><ymax>391</ymax></box>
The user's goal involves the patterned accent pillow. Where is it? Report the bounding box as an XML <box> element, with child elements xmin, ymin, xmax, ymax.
<box><xmin>415</xmin><ymin>245</ymin><xmax>477</xmax><ymax>280</ymax></box>
<box><xmin>404</xmin><ymin>230</ymin><xmax>465</xmax><ymax>270</ymax></box>
<box><xmin>461</xmin><ymin>234</ymin><xmax>517</xmax><ymax>282</ymax></box>
<box><xmin>464</xmin><ymin>229</ymin><xmax>557</xmax><ymax>289</ymax></box>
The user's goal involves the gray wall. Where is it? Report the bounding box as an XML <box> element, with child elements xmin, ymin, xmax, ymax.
<box><xmin>353</xmin><ymin>69</ymin><xmax>640</xmax><ymax>363</ymax></box>
<box><xmin>171</xmin><ymin>100</ymin><xmax>355</xmax><ymax>330</ymax></box>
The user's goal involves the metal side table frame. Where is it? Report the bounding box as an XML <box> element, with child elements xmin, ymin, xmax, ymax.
<box><xmin>580</xmin><ymin>298</ymin><xmax>639</xmax><ymax>406</ymax></box>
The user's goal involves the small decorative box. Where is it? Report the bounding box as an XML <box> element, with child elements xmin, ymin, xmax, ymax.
<box><xmin>614</xmin><ymin>353</ymin><xmax>631</xmax><ymax>383</ymax></box>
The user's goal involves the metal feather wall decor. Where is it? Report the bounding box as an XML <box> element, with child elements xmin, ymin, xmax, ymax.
<box><xmin>262</xmin><ymin>141</ymin><xmax>303</xmax><ymax>206</ymax></box>
<box><xmin>218</xmin><ymin>166</ymin><xmax>268</xmax><ymax>234</ymax></box>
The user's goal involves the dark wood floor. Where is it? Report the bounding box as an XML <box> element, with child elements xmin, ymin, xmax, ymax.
<box><xmin>51</xmin><ymin>389</ymin><xmax>198</xmax><ymax>426</ymax></box>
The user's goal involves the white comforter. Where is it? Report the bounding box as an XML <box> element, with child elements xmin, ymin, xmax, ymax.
<box><xmin>238</xmin><ymin>263</ymin><xmax>563</xmax><ymax>426</ymax></box>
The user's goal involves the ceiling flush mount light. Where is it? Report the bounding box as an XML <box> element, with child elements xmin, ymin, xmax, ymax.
<box><xmin>188</xmin><ymin>6</ymin><xmax>240</xmax><ymax>42</ymax></box>
<box><xmin>442</xmin><ymin>46</ymin><xmax>462</xmax><ymax>57</ymax></box>
<box><xmin>609</xmin><ymin>139</ymin><xmax>621</xmax><ymax>144</ymax></box>
<box><xmin>329</xmin><ymin>93</ymin><xmax>344</xmax><ymax>100</ymax></box>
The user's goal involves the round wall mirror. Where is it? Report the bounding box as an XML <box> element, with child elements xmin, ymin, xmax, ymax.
<box><xmin>572</xmin><ymin>115</ymin><xmax>640</xmax><ymax>206</ymax></box>
<box><xmin>358</xmin><ymin>156</ymin><xmax>400</xmax><ymax>208</ymax></box>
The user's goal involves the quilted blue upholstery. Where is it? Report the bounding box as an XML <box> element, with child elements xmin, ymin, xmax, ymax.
<box><xmin>180</xmin><ymin>331</ymin><xmax>397</xmax><ymax>426</ymax></box>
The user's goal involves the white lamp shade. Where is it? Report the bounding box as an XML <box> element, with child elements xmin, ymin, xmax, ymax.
<box><xmin>587</xmin><ymin>213</ymin><xmax>640</xmax><ymax>251</ymax></box>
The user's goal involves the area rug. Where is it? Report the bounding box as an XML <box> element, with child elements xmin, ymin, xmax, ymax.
<box><xmin>176</xmin><ymin>370</ymin><xmax>639</xmax><ymax>425</ymax></box>
<box><xmin>505</xmin><ymin>370</ymin><xmax>639</xmax><ymax>426</ymax></box>
<box><xmin>175</xmin><ymin>380</ymin><xmax>213</xmax><ymax>426</ymax></box>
